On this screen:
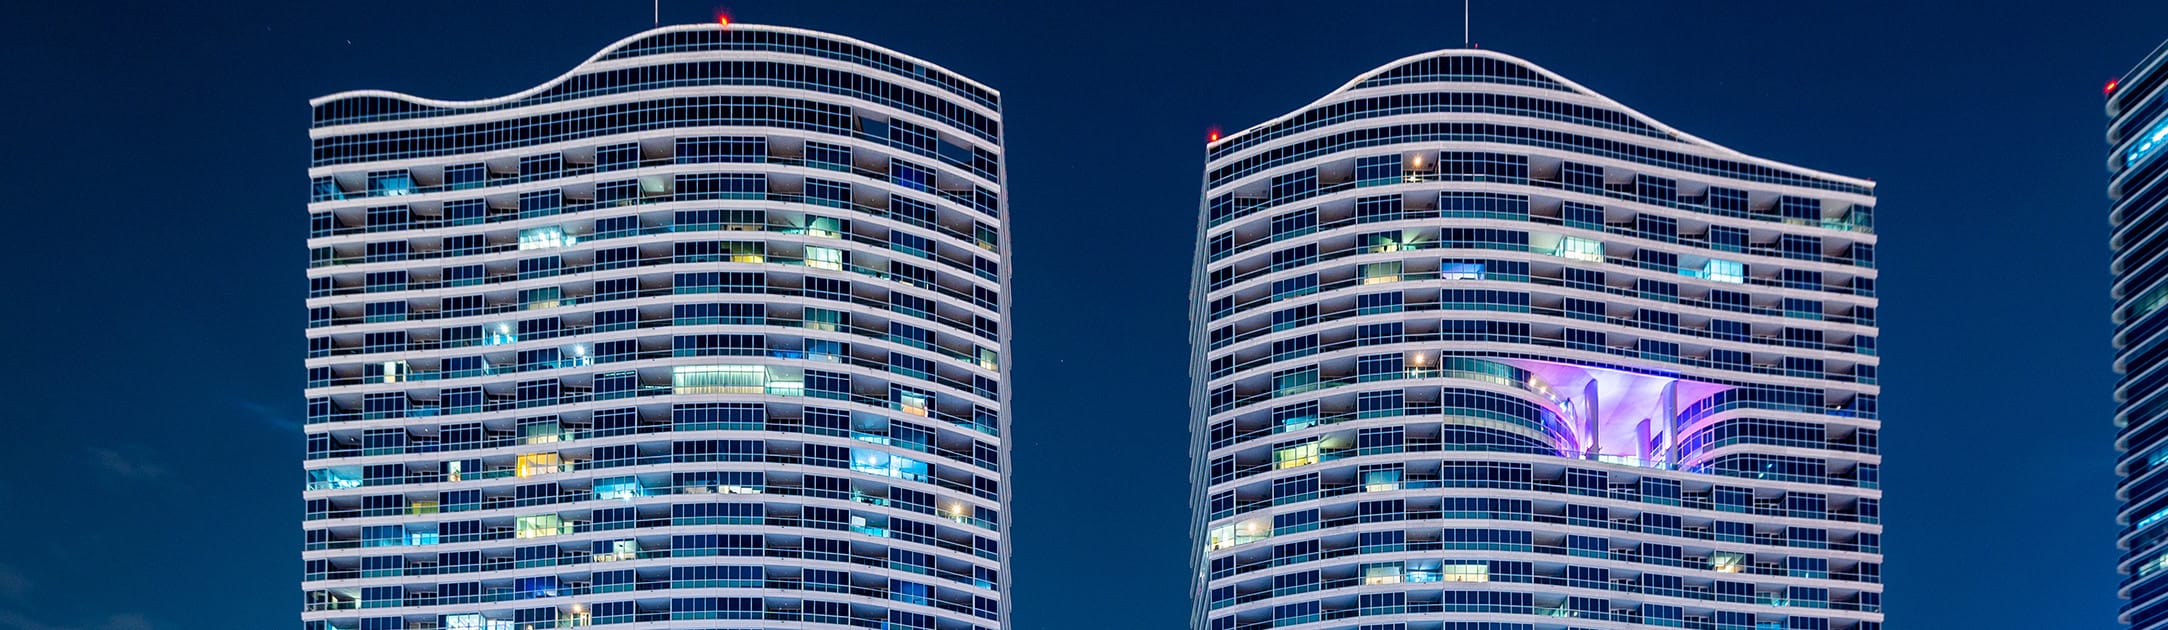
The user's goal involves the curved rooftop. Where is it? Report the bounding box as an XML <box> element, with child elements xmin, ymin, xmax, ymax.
<box><xmin>1209</xmin><ymin>48</ymin><xmax>1875</xmax><ymax>192</ymax></box>
<box><xmin>310</xmin><ymin>23</ymin><xmax>998</xmax><ymax>128</ymax></box>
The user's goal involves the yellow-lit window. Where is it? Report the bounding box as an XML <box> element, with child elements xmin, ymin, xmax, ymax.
<box><xmin>895</xmin><ymin>391</ymin><xmax>931</xmax><ymax>417</ymax></box>
<box><xmin>804</xmin><ymin>307</ymin><xmax>843</xmax><ymax>332</ymax></box>
<box><xmin>1362</xmin><ymin>563</ymin><xmax>1404</xmax><ymax>585</ymax></box>
<box><xmin>408</xmin><ymin>500</ymin><xmax>439</xmax><ymax>515</ymax></box>
<box><xmin>1712</xmin><ymin>552</ymin><xmax>1746</xmax><ymax>573</ymax></box>
<box><xmin>1439</xmin><ymin>564</ymin><xmax>1489</xmax><ymax>582</ymax></box>
<box><xmin>1206</xmin><ymin>519</ymin><xmax>1273</xmax><ymax>551</ymax></box>
<box><xmin>516</xmin><ymin>452</ymin><xmax>562</xmax><ymax>478</ymax></box>
<box><xmin>724</xmin><ymin>241</ymin><xmax>765</xmax><ymax>263</ymax></box>
<box><xmin>1274</xmin><ymin>442</ymin><xmax>1320</xmax><ymax>469</ymax></box>
<box><xmin>515</xmin><ymin>514</ymin><xmax>562</xmax><ymax>539</ymax></box>
<box><xmin>1205</xmin><ymin>525</ymin><xmax>1236</xmax><ymax>551</ymax></box>
<box><xmin>1361</xmin><ymin>261</ymin><xmax>1402</xmax><ymax>285</ymax></box>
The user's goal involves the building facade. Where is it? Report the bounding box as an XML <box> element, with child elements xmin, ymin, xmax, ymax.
<box><xmin>303</xmin><ymin>24</ymin><xmax>1010</xmax><ymax>630</ymax></box>
<box><xmin>2114</xmin><ymin>39</ymin><xmax>2168</xmax><ymax>630</ymax></box>
<box><xmin>1189</xmin><ymin>50</ymin><xmax>1881</xmax><ymax>629</ymax></box>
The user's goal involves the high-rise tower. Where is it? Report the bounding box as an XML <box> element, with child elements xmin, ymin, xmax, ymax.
<box><xmin>2112</xmin><ymin>38</ymin><xmax>2168</xmax><ymax>630</ymax></box>
<box><xmin>1190</xmin><ymin>50</ymin><xmax>1881</xmax><ymax>629</ymax></box>
<box><xmin>303</xmin><ymin>24</ymin><xmax>1011</xmax><ymax>630</ymax></box>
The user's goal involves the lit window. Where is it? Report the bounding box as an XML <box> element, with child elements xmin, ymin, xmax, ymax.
<box><xmin>2131</xmin><ymin>117</ymin><xmax>2168</xmax><ymax>169</ymax></box>
<box><xmin>486</xmin><ymin>323</ymin><xmax>517</xmax><ymax>346</ymax></box>
<box><xmin>1362</xmin><ymin>563</ymin><xmax>1404</xmax><ymax>585</ymax></box>
<box><xmin>2137</xmin><ymin>284</ymin><xmax>2168</xmax><ymax>319</ymax></box>
<box><xmin>804</xmin><ymin>307</ymin><xmax>843</xmax><ymax>332</ymax></box>
<box><xmin>852</xmin><ymin>448</ymin><xmax>929</xmax><ymax>481</ymax></box>
<box><xmin>724</xmin><ymin>241</ymin><xmax>765</xmax><ymax>263</ymax></box>
<box><xmin>515</xmin><ymin>514</ymin><xmax>562</xmax><ymax>538</ymax></box>
<box><xmin>1274</xmin><ymin>442</ymin><xmax>1320</xmax><ymax>469</ymax></box>
<box><xmin>764</xmin><ymin>366</ymin><xmax>804</xmax><ymax>396</ymax></box>
<box><xmin>518</xmin><ymin>226</ymin><xmax>573</xmax><ymax>250</ymax></box>
<box><xmin>1363</xmin><ymin>231</ymin><xmax>1406</xmax><ymax>253</ymax></box>
<box><xmin>1554</xmin><ymin>236</ymin><xmax>1604</xmax><ymax>262</ymax></box>
<box><xmin>672</xmin><ymin>365</ymin><xmax>765</xmax><ymax>394</ymax></box>
<box><xmin>1205</xmin><ymin>519</ymin><xmax>1273</xmax><ymax>551</ymax></box>
<box><xmin>1361</xmin><ymin>261</ymin><xmax>1402</xmax><ymax>285</ymax></box>
<box><xmin>1440</xmin><ymin>262</ymin><xmax>1484</xmax><ymax>280</ymax></box>
<box><xmin>1712</xmin><ymin>551</ymin><xmax>1746</xmax><ymax>573</ymax></box>
<box><xmin>516</xmin><ymin>453</ymin><xmax>562</xmax><ymax>478</ymax></box>
<box><xmin>306</xmin><ymin>467</ymin><xmax>363</xmax><ymax>490</ymax></box>
<box><xmin>522</xmin><ymin>421</ymin><xmax>561</xmax><ymax>445</ymax></box>
<box><xmin>1438</xmin><ymin>563</ymin><xmax>1489</xmax><ymax>582</ymax></box>
<box><xmin>805</xmin><ymin>246</ymin><xmax>844</xmax><ymax>271</ymax></box>
<box><xmin>594</xmin><ymin>476</ymin><xmax>644</xmax><ymax>501</ymax></box>
<box><xmin>895</xmin><ymin>390</ymin><xmax>931</xmax><ymax>417</ymax></box>
<box><xmin>595</xmin><ymin>539</ymin><xmax>638</xmax><ymax>562</ymax></box>
<box><xmin>1362</xmin><ymin>468</ymin><xmax>1402</xmax><ymax>492</ymax></box>
<box><xmin>1702</xmin><ymin>258</ymin><xmax>1744</xmax><ymax>284</ymax></box>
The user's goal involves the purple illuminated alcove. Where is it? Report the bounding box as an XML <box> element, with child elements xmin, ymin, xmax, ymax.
<box><xmin>1501</xmin><ymin>358</ymin><xmax>1731</xmax><ymax>467</ymax></box>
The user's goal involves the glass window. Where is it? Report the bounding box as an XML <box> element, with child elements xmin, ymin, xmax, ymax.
<box><xmin>1554</xmin><ymin>236</ymin><xmax>1604</xmax><ymax>262</ymax></box>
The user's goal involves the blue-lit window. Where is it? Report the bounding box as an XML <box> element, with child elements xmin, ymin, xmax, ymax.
<box><xmin>367</xmin><ymin>171</ymin><xmax>414</xmax><ymax>197</ymax></box>
<box><xmin>891</xmin><ymin>159</ymin><xmax>936</xmax><ymax>192</ymax></box>
<box><xmin>2131</xmin><ymin>117</ymin><xmax>2168</xmax><ymax>169</ymax></box>
<box><xmin>311</xmin><ymin>176</ymin><xmax>345</xmax><ymax>201</ymax></box>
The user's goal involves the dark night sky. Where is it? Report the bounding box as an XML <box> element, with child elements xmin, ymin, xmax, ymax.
<box><xmin>0</xmin><ymin>1</ymin><xmax>2157</xmax><ymax>628</ymax></box>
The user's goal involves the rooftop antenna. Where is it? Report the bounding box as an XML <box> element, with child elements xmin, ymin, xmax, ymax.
<box><xmin>653</xmin><ymin>0</ymin><xmax>659</xmax><ymax>26</ymax></box>
<box><xmin>1463</xmin><ymin>0</ymin><xmax>1471</xmax><ymax>48</ymax></box>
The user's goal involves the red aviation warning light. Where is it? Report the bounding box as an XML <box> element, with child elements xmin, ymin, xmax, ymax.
<box><xmin>2108</xmin><ymin>78</ymin><xmax>2121</xmax><ymax>97</ymax></box>
<box><xmin>1207</xmin><ymin>128</ymin><xmax>1221</xmax><ymax>143</ymax></box>
<box><xmin>716</xmin><ymin>12</ymin><xmax>731</xmax><ymax>28</ymax></box>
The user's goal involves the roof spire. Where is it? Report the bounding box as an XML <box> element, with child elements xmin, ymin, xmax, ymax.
<box><xmin>1463</xmin><ymin>0</ymin><xmax>1471</xmax><ymax>48</ymax></box>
